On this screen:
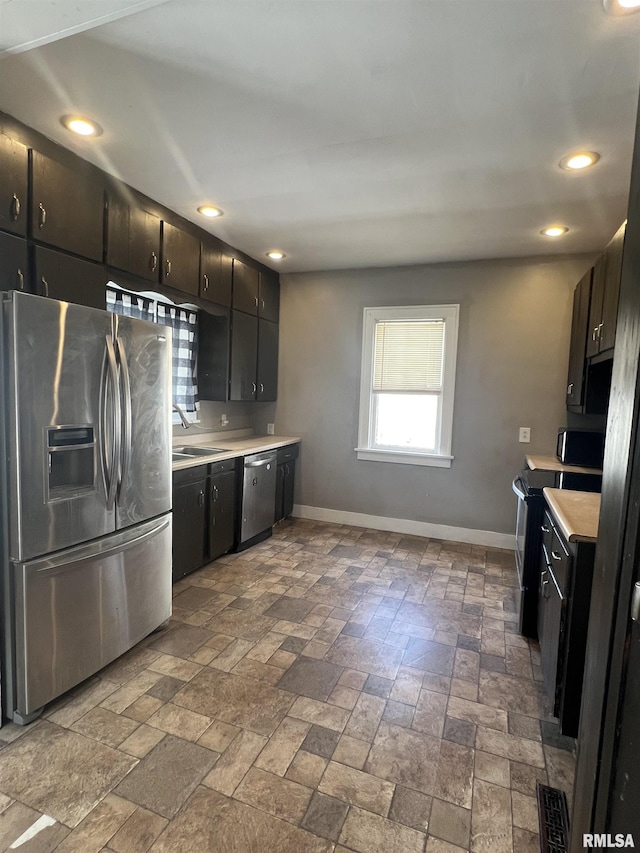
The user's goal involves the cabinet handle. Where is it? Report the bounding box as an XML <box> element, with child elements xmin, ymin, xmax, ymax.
<box><xmin>567</xmin><ymin>383</ymin><xmax>573</xmax><ymax>396</ymax></box>
<box><xmin>261</xmin><ymin>298</ymin><xmax>265</xmax><ymax>311</ymax></box>
<box><xmin>38</xmin><ymin>203</ymin><xmax>46</xmax><ymax>228</ymax></box>
<box><xmin>41</xmin><ymin>277</ymin><xmax>49</xmax><ymax>297</ymax></box>
<box><xmin>259</xmin><ymin>383</ymin><xmax>264</xmax><ymax>394</ymax></box>
<box><xmin>11</xmin><ymin>193</ymin><xmax>20</xmax><ymax>221</ymax></box>
<box><xmin>541</xmin><ymin>569</ymin><xmax>549</xmax><ymax>598</ymax></box>
<box><xmin>541</xmin><ymin>525</ymin><xmax>550</xmax><ymax>533</ymax></box>
<box><xmin>150</xmin><ymin>251</ymin><xmax>158</xmax><ymax>272</ymax></box>
<box><xmin>551</xmin><ymin>550</ymin><xmax>562</xmax><ymax>561</ymax></box>
<box><xmin>592</xmin><ymin>327</ymin><xmax>598</xmax><ymax>342</ymax></box>
<box><xmin>203</xmin><ymin>273</ymin><xmax>209</xmax><ymax>292</ymax></box>
<box><xmin>598</xmin><ymin>322</ymin><xmax>604</xmax><ymax>339</ymax></box>
<box><xmin>165</xmin><ymin>258</ymin><xmax>172</xmax><ymax>277</ymax></box>
<box><xmin>252</xmin><ymin>382</ymin><xmax>257</xmax><ymax>395</ymax></box>
<box><xmin>16</xmin><ymin>268</ymin><xmax>24</xmax><ymax>291</ymax></box>
<box><xmin>198</xmin><ymin>489</ymin><xmax>205</xmax><ymax>506</ymax></box>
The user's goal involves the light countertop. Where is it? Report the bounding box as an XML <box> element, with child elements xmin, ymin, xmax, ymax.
<box><xmin>172</xmin><ymin>433</ymin><xmax>301</xmax><ymax>471</ymax></box>
<box><xmin>543</xmin><ymin>488</ymin><xmax>600</xmax><ymax>544</ymax></box>
<box><xmin>526</xmin><ymin>454</ymin><xmax>603</xmax><ymax>476</ymax></box>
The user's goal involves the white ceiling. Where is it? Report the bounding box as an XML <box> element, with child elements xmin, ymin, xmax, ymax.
<box><xmin>0</xmin><ymin>0</ymin><xmax>639</xmax><ymax>273</ymax></box>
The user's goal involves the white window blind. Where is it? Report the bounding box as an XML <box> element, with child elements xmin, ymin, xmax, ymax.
<box><xmin>373</xmin><ymin>320</ymin><xmax>445</xmax><ymax>392</ymax></box>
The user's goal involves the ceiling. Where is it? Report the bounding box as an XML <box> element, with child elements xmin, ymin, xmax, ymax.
<box><xmin>0</xmin><ymin>1</ymin><xmax>639</xmax><ymax>273</ymax></box>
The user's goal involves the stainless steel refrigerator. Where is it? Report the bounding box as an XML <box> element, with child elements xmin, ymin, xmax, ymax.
<box><xmin>0</xmin><ymin>291</ymin><xmax>172</xmax><ymax>725</ymax></box>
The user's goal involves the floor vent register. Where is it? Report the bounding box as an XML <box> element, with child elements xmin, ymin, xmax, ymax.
<box><xmin>537</xmin><ymin>782</ymin><xmax>570</xmax><ymax>853</ymax></box>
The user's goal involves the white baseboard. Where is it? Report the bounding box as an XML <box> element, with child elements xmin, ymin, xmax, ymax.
<box><xmin>292</xmin><ymin>504</ymin><xmax>515</xmax><ymax>551</ymax></box>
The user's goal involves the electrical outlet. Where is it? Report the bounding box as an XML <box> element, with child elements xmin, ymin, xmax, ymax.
<box><xmin>267</xmin><ymin>423</ymin><xmax>275</xmax><ymax>435</ymax></box>
<box><xmin>519</xmin><ymin>427</ymin><xmax>531</xmax><ymax>443</ymax></box>
<box><xmin>220</xmin><ymin>413</ymin><xmax>229</xmax><ymax>426</ymax></box>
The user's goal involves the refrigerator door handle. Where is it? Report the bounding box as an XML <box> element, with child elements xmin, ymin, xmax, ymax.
<box><xmin>116</xmin><ymin>336</ymin><xmax>132</xmax><ymax>500</ymax></box>
<box><xmin>105</xmin><ymin>334</ymin><xmax>121</xmax><ymax>511</ymax></box>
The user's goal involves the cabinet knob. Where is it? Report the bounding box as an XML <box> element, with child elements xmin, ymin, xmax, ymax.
<box><xmin>150</xmin><ymin>252</ymin><xmax>158</xmax><ymax>272</ymax></box>
<box><xmin>11</xmin><ymin>193</ymin><xmax>20</xmax><ymax>221</ymax></box>
<box><xmin>16</xmin><ymin>268</ymin><xmax>24</xmax><ymax>291</ymax></box>
<box><xmin>165</xmin><ymin>258</ymin><xmax>172</xmax><ymax>277</ymax></box>
<box><xmin>203</xmin><ymin>273</ymin><xmax>209</xmax><ymax>292</ymax></box>
<box><xmin>38</xmin><ymin>203</ymin><xmax>46</xmax><ymax>228</ymax></box>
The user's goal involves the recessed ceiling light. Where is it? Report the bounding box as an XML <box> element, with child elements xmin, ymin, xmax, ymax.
<box><xmin>559</xmin><ymin>151</ymin><xmax>600</xmax><ymax>171</ymax></box>
<box><xmin>603</xmin><ymin>0</ymin><xmax>640</xmax><ymax>13</ymax></box>
<box><xmin>61</xmin><ymin>115</ymin><xmax>103</xmax><ymax>137</ymax></box>
<box><xmin>541</xmin><ymin>226</ymin><xmax>569</xmax><ymax>238</ymax></box>
<box><xmin>197</xmin><ymin>205</ymin><xmax>223</xmax><ymax>218</ymax></box>
<box><xmin>266</xmin><ymin>251</ymin><xmax>286</xmax><ymax>260</ymax></box>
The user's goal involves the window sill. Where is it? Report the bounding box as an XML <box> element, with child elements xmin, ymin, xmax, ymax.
<box><xmin>354</xmin><ymin>448</ymin><xmax>454</xmax><ymax>468</ymax></box>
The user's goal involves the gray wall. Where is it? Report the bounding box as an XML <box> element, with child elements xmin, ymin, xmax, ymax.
<box><xmin>267</xmin><ymin>255</ymin><xmax>594</xmax><ymax>537</ymax></box>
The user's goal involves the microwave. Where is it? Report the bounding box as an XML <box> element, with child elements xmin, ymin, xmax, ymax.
<box><xmin>557</xmin><ymin>428</ymin><xmax>605</xmax><ymax>468</ymax></box>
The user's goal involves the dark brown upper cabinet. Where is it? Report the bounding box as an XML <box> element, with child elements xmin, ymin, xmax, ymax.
<box><xmin>259</xmin><ymin>269</ymin><xmax>280</xmax><ymax>323</ymax></box>
<box><xmin>0</xmin><ymin>133</ymin><xmax>28</xmax><ymax>237</ymax></box>
<box><xmin>232</xmin><ymin>258</ymin><xmax>260</xmax><ymax>315</ymax></box>
<box><xmin>197</xmin><ymin>304</ymin><xmax>230</xmax><ymax>401</ymax></box>
<box><xmin>200</xmin><ymin>239</ymin><xmax>232</xmax><ymax>306</ymax></box>
<box><xmin>229</xmin><ymin>309</ymin><xmax>258</xmax><ymax>400</ymax></box>
<box><xmin>160</xmin><ymin>222</ymin><xmax>200</xmax><ymax>296</ymax></box>
<box><xmin>257</xmin><ymin>318</ymin><xmax>278</xmax><ymax>401</ymax></box>
<box><xmin>0</xmin><ymin>231</ymin><xmax>28</xmax><ymax>293</ymax></box>
<box><xmin>586</xmin><ymin>222</ymin><xmax>625</xmax><ymax>358</ymax></box>
<box><xmin>31</xmin><ymin>150</ymin><xmax>104</xmax><ymax>262</ymax></box>
<box><xmin>566</xmin><ymin>269</ymin><xmax>592</xmax><ymax>411</ymax></box>
<box><xmin>34</xmin><ymin>245</ymin><xmax>107</xmax><ymax>310</ymax></box>
<box><xmin>106</xmin><ymin>187</ymin><xmax>160</xmax><ymax>282</ymax></box>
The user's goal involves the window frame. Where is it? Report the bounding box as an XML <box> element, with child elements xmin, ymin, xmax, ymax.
<box><xmin>356</xmin><ymin>304</ymin><xmax>460</xmax><ymax>468</ymax></box>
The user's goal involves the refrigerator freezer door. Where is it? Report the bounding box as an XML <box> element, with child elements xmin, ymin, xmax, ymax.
<box><xmin>12</xmin><ymin>514</ymin><xmax>172</xmax><ymax>719</ymax></box>
<box><xmin>5</xmin><ymin>292</ymin><xmax>115</xmax><ymax>562</ymax></box>
<box><xmin>113</xmin><ymin>315</ymin><xmax>172</xmax><ymax>528</ymax></box>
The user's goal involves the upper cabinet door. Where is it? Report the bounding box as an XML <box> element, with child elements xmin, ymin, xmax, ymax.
<box><xmin>161</xmin><ymin>222</ymin><xmax>199</xmax><ymax>296</ymax></box>
<box><xmin>259</xmin><ymin>269</ymin><xmax>280</xmax><ymax>323</ymax></box>
<box><xmin>200</xmin><ymin>239</ymin><xmax>232</xmax><ymax>306</ymax></box>
<box><xmin>566</xmin><ymin>269</ymin><xmax>592</xmax><ymax>410</ymax></box>
<box><xmin>0</xmin><ymin>133</ymin><xmax>28</xmax><ymax>237</ymax></box>
<box><xmin>34</xmin><ymin>245</ymin><xmax>107</xmax><ymax>310</ymax></box>
<box><xmin>586</xmin><ymin>255</ymin><xmax>605</xmax><ymax>359</ymax></box>
<box><xmin>232</xmin><ymin>258</ymin><xmax>260</xmax><ymax>315</ymax></box>
<box><xmin>257</xmin><ymin>318</ymin><xmax>278</xmax><ymax>402</ymax></box>
<box><xmin>31</xmin><ymin>150</ymin><xmax>104</xmax><ymax>261</ymax></box>
<box><xmin>600</xmin><ymin>223</ymin><xmax>625</xmax><ymax>353</ymax></box>
<box><xmin>229</xmin><ymin>309</ymin><xmax>258</xmax><ymax>400</ymax></box>
<box><xmin>106</xmin><ymin>188</ymin><xmax>161</xmax><ymax>282</ymax></box>
<box><xmin>0</xmin><ymin>231</ymin><xmax>28</xmax><ymax>293</ymax></box>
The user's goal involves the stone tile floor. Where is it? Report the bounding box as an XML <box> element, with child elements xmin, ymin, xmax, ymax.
<box><xmin>0</xmin><ymin>518</ymin><xmax>575</xmax><ymax>852</ymax></box>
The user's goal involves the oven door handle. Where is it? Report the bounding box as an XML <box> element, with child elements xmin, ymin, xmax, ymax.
<box><xmin>512</xmin><ymin>476</ymin><xmax>526</xmax><ymax>501</ymax></box>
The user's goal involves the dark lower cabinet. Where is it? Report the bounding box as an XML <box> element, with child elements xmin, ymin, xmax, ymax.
<box><xmin>172</xmin><ymin>466</ymin><xmax>207</xmax><ymax>582</ymax></box>
<box><xmin>34</xmin><ymin>245</ymin><xmax>107</xmax><ymax>309</ymax></box>
<box><xmin>0</xmin><ymin>231</ymin><xmax>28</xmax><ymax>292</ymax></box>
<box><xmin>275</xmin><ymin>444</ymin><xmax>299</xmax><ymax>523</ymax></box>
<box><xmin>538</xmin><ymin>508</ymin><xmax>595</xmax><ymax>737</ymax></box>
<box><xmin>208</xmin><ymin>463</ymin><xmax>236</xmax><ymax>560</ymax></box>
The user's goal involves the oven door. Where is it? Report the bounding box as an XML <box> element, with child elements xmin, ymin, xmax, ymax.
<box><xmin>512</xmin><ymin>475</ymin><xmax>527</xmax><ymax>587</ymax></box>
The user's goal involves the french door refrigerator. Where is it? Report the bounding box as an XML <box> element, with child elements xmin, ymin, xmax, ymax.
<box><xmin>0</xmin><ymin>291</ymin><xmax>172</xmax><ymax>724</ymax></box>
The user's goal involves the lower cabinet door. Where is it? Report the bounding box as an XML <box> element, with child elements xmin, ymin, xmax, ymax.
<box><xmin>172</xmin><ymin>477</ymin><xmax>206</xmax><ymax>581</ymax></box>
<box><xmin>540</xmin><ymin>569</ymin><xmax>564</xmax><ymax>715</ymax></box>
<box><xmin>209</xmin><ymin>470</ymin><xmax>236</xmax><ymax>560</ymax></box>
<box><xmin>275</xmin><ymin>462</ymin><xmax>286</xmax><ymax>523</ymax></box>
<box><xmin>282</xmin><ymin>461</ymin><xmax>295</xmax><ymax>519</ymax></box>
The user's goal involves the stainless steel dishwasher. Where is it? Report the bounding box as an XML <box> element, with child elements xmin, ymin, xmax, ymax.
<box><xmin>239</xmin><ymin>450</ymin><xmax>277</xmax><ymax>546</ymax></box>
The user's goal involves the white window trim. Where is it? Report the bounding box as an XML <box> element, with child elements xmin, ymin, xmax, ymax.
<box><xmin>356</xmin><ymin>304</ymin><xmax>459</xmax><ymax>468</ymax></box>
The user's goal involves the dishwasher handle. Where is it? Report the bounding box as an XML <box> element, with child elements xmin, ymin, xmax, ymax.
<box><xmin>245</xmin><ymin>457</ymin><xmax>276</xmax><ymax>469</ymax></box>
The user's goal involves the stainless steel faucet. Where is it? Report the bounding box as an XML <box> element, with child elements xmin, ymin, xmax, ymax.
<box><xmin>172</xmin><ymin>402</ymin><xmax>191</xmax><ymax>429</ymax></box>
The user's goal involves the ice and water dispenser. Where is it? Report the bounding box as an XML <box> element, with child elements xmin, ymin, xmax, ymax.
<box><xmin>47</xmin><ymin>426</ymin><xmax>96</xmax><ymax>499</ymax></box>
